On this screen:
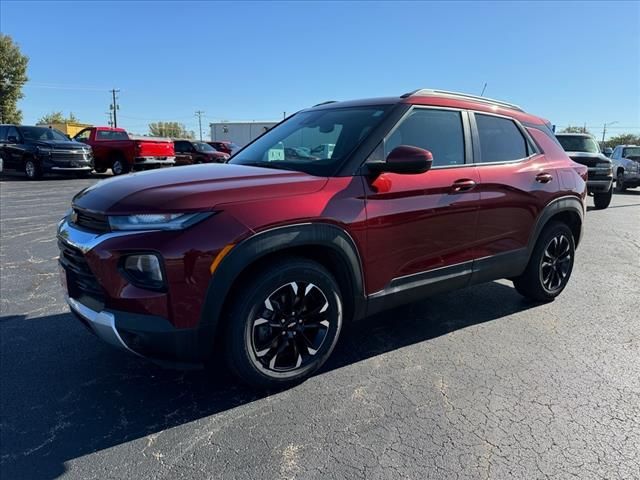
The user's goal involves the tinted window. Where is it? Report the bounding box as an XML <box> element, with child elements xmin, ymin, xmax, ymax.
<box><xmin>96</xmin><ymin>130</ymin><xmax>128</xmax><ymax>140</ymax></box>
<box><xmin>556</xmin><ymin>135</ymin><xmax>599</xmax><ymax>153</ymax></box>
<box><xmin>476</xmin><ymin>114</ymin><xmax>528</xmax><ymax>163</ymax></box>
<box><xmin>230</xmin><ymin>106</ymin><xmax>390</xmax><ymax>176</ymax></box>
<box><xmin>193</xmin><ymin>141</ymin><xmax>215</xmax><ymax>153</ymax></box>
<box><xmin>7</xmin><ymin>127</ymin><xmax>20</xmax><ymax>141</ymax></box>
<box><xmin>20</xmin><ymin>126</ymin><xmax>68</xmax><ymax>141</ymax></box>
<box><xmin>385</xmin><ymin>109</ymin><xmax>465</xmax><ymax>167</ymax></box>
<box><xmin>0</xmin><ymin>126</ymin><xmax>7</xmax><ymax>142</ymax></box>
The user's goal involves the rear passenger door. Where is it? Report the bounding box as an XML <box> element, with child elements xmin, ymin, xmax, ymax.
<box><xmin>470</xmin><ymin>112</ymin><xmax>551</xmax><ymax>280</ymax></box>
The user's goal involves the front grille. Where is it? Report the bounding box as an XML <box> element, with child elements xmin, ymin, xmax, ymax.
<box><xmin>58</xmin><ymin>240</ymin><xmax>105</xmax><ymax>309</ymax></box>
<box><xmin>51</xmin><ymin>150</ymin><xmax>91</xmax><ymax>167</ymax></box>
<box><xmin>73</xmin><ymin>208</ymin><xmax>110</xmax><ymax>233</ymax></box>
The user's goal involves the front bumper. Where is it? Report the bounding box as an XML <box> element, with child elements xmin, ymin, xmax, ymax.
<box><xmin>66</xmin><ymin>294</ymin><xmax>205</xmax><ymax>363</ymax></box>
<box><xmin>586</xmin><ymin>179</ymin><xmax>612</xmax><ymax>193</ymax></box>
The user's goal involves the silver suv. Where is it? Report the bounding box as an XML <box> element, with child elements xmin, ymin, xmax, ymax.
<box><xmin>611</xmin><ymin>145</ymin><xmax>640</xmax><ymax>192</ymax></box>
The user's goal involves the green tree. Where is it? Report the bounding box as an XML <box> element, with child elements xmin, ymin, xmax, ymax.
<box><xmin>602</xmin><ymin>133</ymin><xmax>640</xmax><ymax>149</ymax></box>
<box><xmin>0</xmin><ymin>34</ymin><xmax>29</xmax><ymax>124</ymax></box>
<box><xmin>560</xmin><ymin>125</ymin><xmax>592</xmax><ymax>134</ymax></box>
<box><xmin>38</xmin><ymin>111</ymin><xmax>80</xmax><ymax>124</ymax></box>
<box><xmin>148</xmin><ymin>121</ymin><xmax>194</xmax><ymax>138</ymax></box>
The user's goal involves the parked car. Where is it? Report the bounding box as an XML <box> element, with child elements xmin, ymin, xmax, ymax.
<box><xmin>555</xmin><ymin>133</ymin><xmax>613</xmax><ymax>209</ymax></box>
<box><xmin>58</xmin><ymin>89</ymin><xmax>587</xmax><ymax>388</ymax></box>
<box><xmin>73</xmin><ymin>127</ymin><xmax>175</xmax><ymax>175</ymax></box>
<box><xmin>174</xmin><ymin>139</ymin><xmax>229</xmax><ymax>165</ymax></box>
<box><xmin>207</xmin><ymin>141</ymin><xmax>240</xmax><ymax>156</ymax></box>
<box><xmin>610</xmin><ymin>145</ymin><xmax>640</xmax><ymax>191</ymax></box>
<box><xmin>0</xmin><ymin>125</ymin><xmax>93</xmax><ymax>179</ymax></box>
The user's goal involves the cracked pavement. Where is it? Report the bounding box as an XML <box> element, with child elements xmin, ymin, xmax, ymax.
<box><xmin>1</xmin><ymin>173</ymin><xmax>639</xmax><ymax>479</ymax></box>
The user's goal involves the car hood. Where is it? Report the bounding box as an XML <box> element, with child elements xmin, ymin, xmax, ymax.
<box><xmin>33</xmin><ymin>140</ymin><xmax>88</xmax><ymax>150</ymax></box>
<box><xmin>73</xmin><ymin>164</ymin><xmax>328</xmax><ymax>214</ymax></box>
<box><xmin>565</xmin><ymin>151</ymin><xmax>611</xmax><ymax>167</ymax></box>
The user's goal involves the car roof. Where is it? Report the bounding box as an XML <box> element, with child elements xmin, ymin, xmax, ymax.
<box><xmin>307</xmin><ymin>89</ymin><xmax>546</xmax><ymax>126</ymax></box>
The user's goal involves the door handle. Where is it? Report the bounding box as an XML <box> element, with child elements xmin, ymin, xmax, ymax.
<box><xmin>536</xmin><ymin>172</ymin><xmax>553</xmax><ymax>183</ymax></box>
<box><xmin>451</xmin><ymin>179</ymin><xmax>477</xmax><ymax>193</ymax></box>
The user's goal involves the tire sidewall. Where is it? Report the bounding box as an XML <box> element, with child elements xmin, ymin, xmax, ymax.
<box><xmin>226</xmin><ymin>259</ymin><xmax>343</xmax><ymax>387</ymax></box>
<box><xmin>24</xmin><ymin>158</ymin><xmax>41</xmax><ymax>180</ymax></box>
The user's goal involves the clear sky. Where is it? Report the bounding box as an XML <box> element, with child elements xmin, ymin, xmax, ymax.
<box><xmin>1</xmin><ymin>1</ymin><xmax>639</xmax><ymax>139</ymax></box>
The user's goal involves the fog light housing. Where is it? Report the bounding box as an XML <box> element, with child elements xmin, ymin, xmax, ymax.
<box><xmin>121</xmin><ymin>254</ymin><xmax>165</xmax><ymax>290</ymax></box>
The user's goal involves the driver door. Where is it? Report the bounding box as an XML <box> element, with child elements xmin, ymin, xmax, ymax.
<box><xmin>362</xmin><ymin>107</ymin><xmax>480</xmax><ymax>300</ymax></box>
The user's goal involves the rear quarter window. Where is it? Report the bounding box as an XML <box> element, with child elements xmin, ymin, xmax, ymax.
<box><xmin>475</xmin><ymin>114</ymin><xmax>528</xmax><ymax>163</ymax></box>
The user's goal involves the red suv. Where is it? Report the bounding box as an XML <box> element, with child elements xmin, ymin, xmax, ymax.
<box><xmin>58</xmin><ymin>90</ymin><xmax>587</xmax><ymax>388</ymax></box>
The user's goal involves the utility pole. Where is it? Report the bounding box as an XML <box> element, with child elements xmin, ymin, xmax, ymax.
<box><xmin>602</xmin><ymin>121</ymin><xmax>618</xmax><ymax>143</ymax></box>
<box><xmin>110</xmin><ymin>89</ymin><xmax>120</xmax><ymax>127</ymax></box>
<box><xmin>195</xmin><ymin>110</ymin><xmax>205</xmax><ymax>141</ymax></box>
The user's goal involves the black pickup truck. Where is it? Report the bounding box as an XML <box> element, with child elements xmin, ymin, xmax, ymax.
<box><xmin>556</xmin><ymin>133</ymin><xmax>613</xmax><ymax>209</ymax></box>
<box><xmin>0</xmin><ymin>125</ymin><xmax>93</xmax><ymax>179</ymax></box>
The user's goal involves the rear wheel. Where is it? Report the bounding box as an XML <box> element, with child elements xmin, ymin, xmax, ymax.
<box><xmin>513</xmin><ymin>222</ymin><xmax>575</xmax><ymax>302</ymax></box>
<box><xmin>223</xmin><ymin>258</ymin><xmax>343</xmax><ymax>389</ymax></box>
<box><xmin>111</xmin><ymin>157</ymin><xmax>130</xmax><ymax>176</ymax></box>
<box><xmin>615</xmin><ymin>171</ymin><xmax>626</xmax><ymax>192</ymax></box>
<box><xmin>24</xmin><ymin>158</ymin><xmax>43</xmax><ymax>180</ymax></box>
<box><xmin>593</xmin><ymin>186</ymin><xmax>612</xmax><ymax>209</ymax></box>
<box><xmin>93</xmin><ymin>167</ymin><xmax>107</xmax><ymax>174</ymax></box>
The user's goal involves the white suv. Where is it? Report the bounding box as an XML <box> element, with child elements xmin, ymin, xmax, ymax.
<box><xmin>611</xmin><ymin>145</ymin><xmax>640</xmax><ymax>192</ymax></box>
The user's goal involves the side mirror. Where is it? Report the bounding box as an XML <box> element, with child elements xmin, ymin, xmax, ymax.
<box><xmin>368</xmin><ymin>145</ymin><xmax>433</xmax><ymax>175</ymax></box>
<box><xmin>7</xmin><ymin>135</ymin><xmax>19</xmax><ymax>144</ymax></box>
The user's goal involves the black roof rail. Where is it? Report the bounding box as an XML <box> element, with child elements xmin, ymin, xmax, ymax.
<box><xmin>402</xmin><ymin>88</ymin><xmax>523</xmax><ymax>112</ymax></box>
<box><xmin>313</xmin><ymin>100</ymin><xmax>338</xmax><ymax>107</ymax></box>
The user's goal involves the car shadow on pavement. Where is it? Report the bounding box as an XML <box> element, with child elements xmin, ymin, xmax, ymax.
<box><xmin>0</xmin><ymin>281</ymin><xmax>536</xmax><ymax>479</ymax></box>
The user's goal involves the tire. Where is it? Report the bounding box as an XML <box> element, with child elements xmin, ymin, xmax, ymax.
<box><xmin>111</xmin><ymin>157</ymin><xmax>130</xmax><ymax>176</ymax></box>
<box><xmin>615</xmin><ymin>171</ymin><xmax>626</xmax><ymax>192</ymax></box>
<box><xmin>513</xmin><ymin>222</ymin><xmax>575</xmax><ymax>302</ymax></box>
<box><xmin>223</xmin><ymin>257</ymin><xmax>343</xmax><ymax>389</ymax></box>
<box><xmin>93</xmin><ymin>167</ymin><xmax>107</xmax><ymax>174</ymax></box>
<box><xmin>24</xmin><ymin>158</ymin><xmax>43</xmax><ymax>180</ymax></box>
<box><xmin>593</xmin><ymin>186</ymin><xmax>612</xmax><ymax>209</ymax></box>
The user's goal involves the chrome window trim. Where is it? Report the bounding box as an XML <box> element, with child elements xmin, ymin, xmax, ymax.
<box><xmin>469</xmin><ymin>110</ymin><xmax>540</xmax><ymax>166</ymax></box>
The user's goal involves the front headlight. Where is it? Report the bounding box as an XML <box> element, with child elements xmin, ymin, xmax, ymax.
<box><xmin>36</xmin><ymin>146</ymin><xmax>51</xmax><ymax>157</ymax></box>
<box><xmin>108</xmin><ymin>212</ymin><xmax>213</xmax><ymax>231</ymax></box>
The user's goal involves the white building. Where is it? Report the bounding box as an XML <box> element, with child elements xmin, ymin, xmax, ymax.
<box><xmin>209</xmin><ymin>121</ymin><xmax>278</xmax><ymax>148</ymax></box>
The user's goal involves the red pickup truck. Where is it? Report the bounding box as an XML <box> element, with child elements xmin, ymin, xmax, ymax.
<box><xmin>73</xmin><ymin>127</ymin><xmax>175</xmax><ymax>175</ymax></box>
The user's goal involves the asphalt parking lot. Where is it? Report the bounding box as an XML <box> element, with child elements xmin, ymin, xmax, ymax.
<box><xmin>1</xmin><ymin>173</ymin><xmax>639</xmax><ymax>480</ymax></box>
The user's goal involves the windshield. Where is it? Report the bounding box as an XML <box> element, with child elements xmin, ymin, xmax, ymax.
<box><xmin>230</xmin><ymin>106</ymin><xmax>391</xmax><ymax>176</ymax></box>
<box><xmin>556</xmin><ymin>135</ymin><xmax>600</xmax><ymax>153</ymax></box>
<box><xmin>20</xmin><ymin>127</ymin><xmax>69</xmax><ymax>142</ymax></box>
<box><xmin>193</xmin><ymin>141</ymin><xmax>215</xmax><ymax>153</ymax></box>
<box><xmin>623</xmin><ymin>147</ymin><xmax>640</xmax><ymax>158</ymax></box>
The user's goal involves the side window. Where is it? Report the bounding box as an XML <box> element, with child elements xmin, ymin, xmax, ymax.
<box><xmin>75</xmin><ymin>129</ymin><xmax>90</xmax><ymax>143</ymax></box>
<box><xmin>7</xmin><ymin>127</ymin><xmax>20</xmax><ymax>142</ymax></box>
<box><xmin>0</xmin><ymin>126</ymin><xmax>7</xmax><ymax>142</ymax></box>
<box><xmin>475</xmin><ymin>114</ymin><xmax>528</xmax><ymax>163</ymax></box>
<box><xmin>174</xmin><ymin>141</ymin><xmax>184</xmax><ymax>153</ymax></box>
<box><xmin>385</xmin><ymin>109</ymin><xmax>465</xmax><ymax>167</ymax></box>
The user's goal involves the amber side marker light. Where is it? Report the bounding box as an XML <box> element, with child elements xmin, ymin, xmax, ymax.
<box><xmin>210</xmin><ymin>244</ymin><xmax>235</xmax><ymax>275</ymax></box>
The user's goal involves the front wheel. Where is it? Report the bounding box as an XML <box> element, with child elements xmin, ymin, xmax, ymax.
<box><xmin>593</xmin><ymin>186</ymin><xmax>613</xmax><ymax>209</ymax></box>
<box><xmin>24</xmin><ymin>158</ymin><xmax>43</xmax><ymax>180</ymax></box>
<box><xmin>223</xmin><ymin>258</ymin><xmax>343</xmax><ymax>389</ymax></box>
<box><xmin>615</xmin><ymin>172</ymin><xmax>626</xmax><ymax>192</ymax></box>
<box><xmin>513</xmin><ymin>222</ymin><xmax>575</xmax><ymax>302</ymax></box>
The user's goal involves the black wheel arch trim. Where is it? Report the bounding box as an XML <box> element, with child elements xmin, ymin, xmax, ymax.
<box><xmin>527</xmin><ymin>195</ymin><xmax>584</xmax><ymax>255</ymax></box>
<box><xmin>199</xmin><ymin>222</ymin><xmax>366</xmax><ymax>351</ymax></box>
